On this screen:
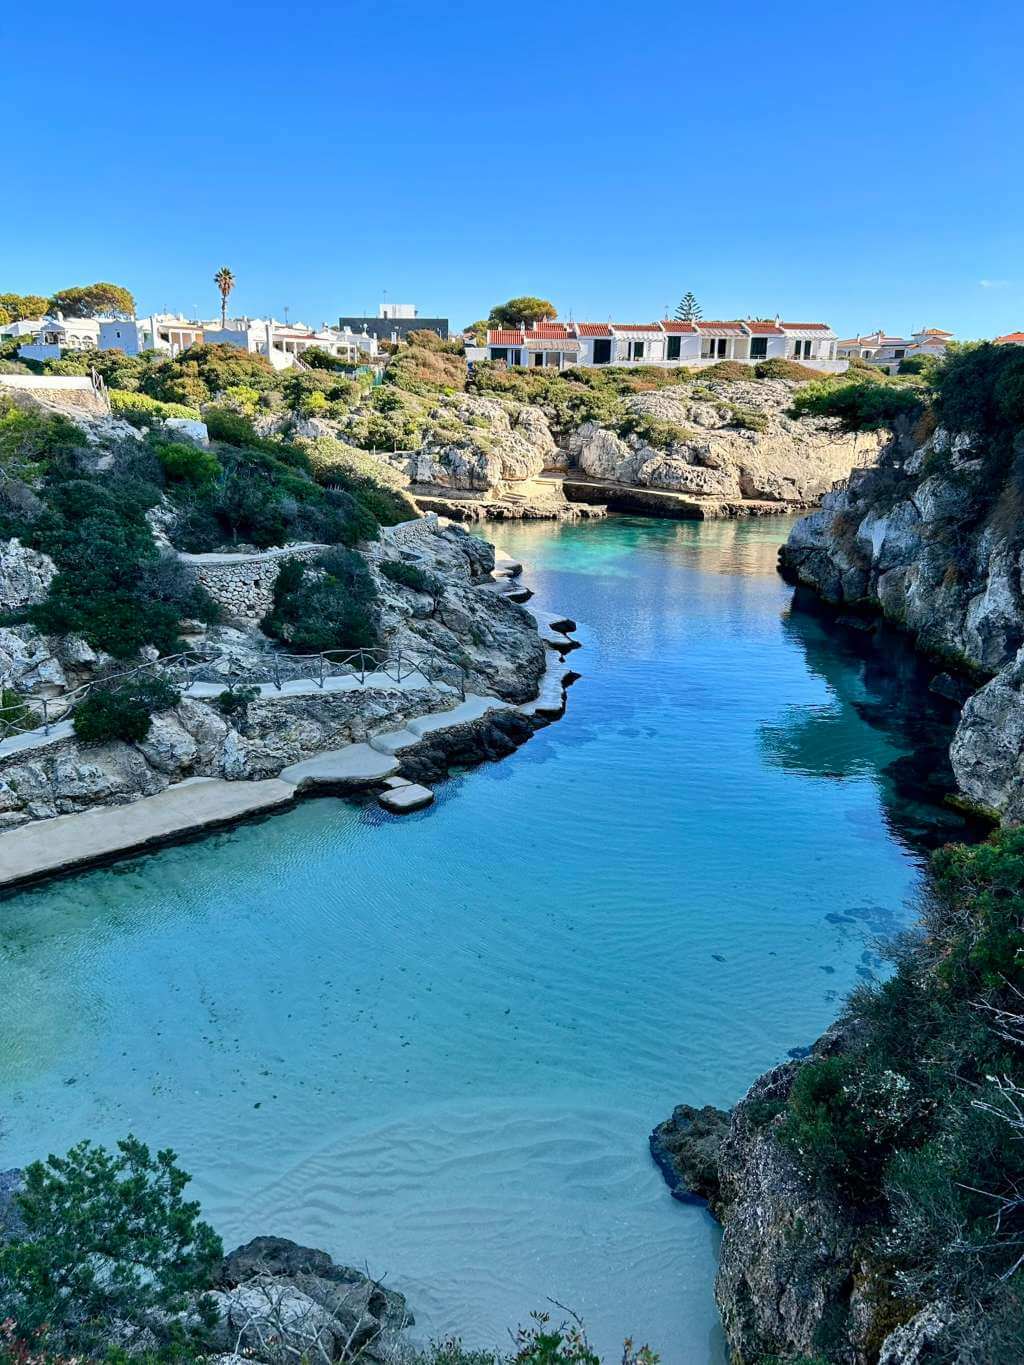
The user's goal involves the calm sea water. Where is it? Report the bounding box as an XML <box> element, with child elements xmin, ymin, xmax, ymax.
<box><xmin>0</xmin><ymin>517</ymin><xmax>962</xmax><ymax>1363</ymax></box>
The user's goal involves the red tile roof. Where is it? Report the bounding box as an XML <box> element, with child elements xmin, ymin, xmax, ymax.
<box><xmin>612</xmin><ymin>323</ymin><xmax>661</xmax><ymax>332</ymax></box>
<box><xmin>696</xmin><ymin>321</ymin><xmax>745</xmax><ymax>335</ymax></box>
<box><xmin>995</xmin><ymin>332</ymin><xmax>1024</xmax><ymax>344</ymax></box>
<box><xmin>576</xmin><ymin>323</ymin><xmax>611</xmax><ymax>337</ymax></box>
<box><xmin>661</xmin><ymin>321</ymin><xmax>698</xmax><ymax>333</ymax></box>
<box><xmin>527</xmin><ymin>323</ymin><xmax>573</xmax><ymax>338</ymax></box>
<box><xmin>488</xmin><ymin>329</ymin><xmax>525</xmax><ymax>345</ymax></box>
<box><xmin>919</xmin><ymin>328</ymin><xmax>953</xmax><ymax>336</ymax></box>
<box><xmin>746</xmin><ymin>323</ymin><xmax>785</xmax><ymax>335</ymax></box>
<box><xmin>781</xmin><ymin>322</ymin><xmax>831</xmax><ymax>331</ymax></box>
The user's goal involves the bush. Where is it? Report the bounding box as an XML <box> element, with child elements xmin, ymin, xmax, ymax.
<box><xmin>0</xmin><ymin>687</ymin><xmax>30</xmax><ymax>734</ymax></box>
<box><xmin>380</xmin><ymin>558</ymin><xmax>441</xmax><ymax>595</ymax></box>
<box><xmin>754</xmin><ymin>358</ymin><xmax>822</xmax><ymax>381</ymax></box>
<box><xmin>897</xmin><ymin>354</ymin><xmax>938</xmax><ymax>377</ymax></box>
<box><xmin>303</xmin><ymin>437</ymin><xmax>417</xmax><ymax>525</ymax></box>
<box><xmin>0</xmin><ymin>398</ymin><xmax>85</xmax><ymax>478</ymax></box>
<box><xmin>0</xmin><ymin>1136</ymin><xmax>221</xmax><ymax>1354</ymax></box>
<box><xmin>261</xmin><ymin>548</ymin><xmax>379</xmax><ymax>652</ymax></box>
<box><xmin>109</xmin><ymin>390</ymin><xmax>200</xmax><ymax>425</ymax></box>
<box><xmin>140</xmin><ymin>343</ymin><xmax>277</xmax><ymax>407</ymax></box>
<box><xmin>790</xmin><ymin>377</ymin><xmax>925</xmax><ymax>431</ymax></box>
<box><xmin>698</xmin><ymin>360</ymin><xmax>752</xmax><ymax>381</ymax></box>
<box><xmin>203</xmin><ymin>405</ymin><xmax>258</xmax><ymax>445</ymax></box>
<box><xmin>617</xmin><ymin>412</ymin><xmax>692</xmax><ymax>449</ymax></box>
<box><xmin>29</xmin><ymin>476</ymin><xmax>216</xmax><ymax>657</ymax></box>
<box><xmin>73</xmin><ymin>674</ymin><xmax>182</xmax><ymax>743</ymax></box>
<box><xmin>214</xmin><ymin>682</ymin><xmax>260</xmax><ymax>717</ymax></box>
<box><xmin>155</xmin><ymin>441</ymin><xmax>220</xmax><ymax>489</ymax></box>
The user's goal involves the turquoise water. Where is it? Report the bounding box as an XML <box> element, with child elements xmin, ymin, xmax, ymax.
<box><xmin>0</xmin><ymin>517</ymin><xmax>957</xmax><ymax>1362</ymax></box>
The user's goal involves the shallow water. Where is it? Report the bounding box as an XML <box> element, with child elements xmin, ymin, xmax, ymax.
<box><xmin>0</xmin><ymin>517</ymin><xmax>963</xmax><ymax>1362</ymax></box>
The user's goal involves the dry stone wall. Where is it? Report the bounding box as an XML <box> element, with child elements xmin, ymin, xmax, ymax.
<box><xmin>180</xmin><ymin>544</ymin><xmax>327</xmax><ymax>621</ymax></box>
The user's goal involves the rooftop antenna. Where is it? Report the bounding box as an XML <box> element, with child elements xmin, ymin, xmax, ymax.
<box><xmin>284</xmin><ymin>305</ymin><xmax>290</xmax><ymax>324</ymax></box>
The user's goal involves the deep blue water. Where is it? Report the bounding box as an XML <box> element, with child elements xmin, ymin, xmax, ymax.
<box><xmin>0</xmin><ymin>516</ymin><xmax>960</xmax><ymax>1362</ymax></box>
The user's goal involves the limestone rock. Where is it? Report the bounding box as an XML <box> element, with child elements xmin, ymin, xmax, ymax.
<box><xmin>162</xmin><ymin>417</ymin><xmax>210</xmax><ymax>445</ymax></box>
<box><xmin>0</xmin><ymin>626</ymin><xmax>67</xmax><ymax>695</ymax></box>
<box><xmin>0</xmin><ymin>538</ymin><xmax>56</xmax><ymax>611</ymax></box>
<box><xmin>135</xmin><ymin>713</ymin><xmax>199</xmax><ymax>775</ymax></box>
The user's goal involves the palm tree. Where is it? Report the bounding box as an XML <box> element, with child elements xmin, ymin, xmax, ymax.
<box><xmin>214</xmin><ymin>267</ymin><xmax>235</xmax><ymax>328</ymax></box>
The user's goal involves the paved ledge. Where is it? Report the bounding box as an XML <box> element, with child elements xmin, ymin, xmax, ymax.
<box><xmin>0</xmin><ymin>777</ymin><xmax>296</xmax><ymax>893</ymax></box>
<box><xmin>278</xmin><ymin>744</ymin><xmax>399</xmax><ymax>790</ymax></box>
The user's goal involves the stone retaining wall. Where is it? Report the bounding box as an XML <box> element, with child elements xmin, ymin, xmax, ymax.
<box><xmin>179</xmin><ymin>544</ymin><xmax>327</xmax><ymax>620</ymax></box>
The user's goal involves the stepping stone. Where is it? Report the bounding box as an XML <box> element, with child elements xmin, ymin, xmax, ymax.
<box><xmin>378</xmin><ymin>783</ymin><xmax>434</xmax><ymax>813</ymax></box>
<box><xmin>382</xmin><ymin>776</ymin><xmax>412</xmax><ymax>789</ymax></box>
<box><xmin>279</xmin><ymin>743</ymin><xmax>399</xmax><ymax>789</ymax></box>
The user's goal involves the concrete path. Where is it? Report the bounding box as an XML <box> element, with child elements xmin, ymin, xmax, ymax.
<box><xmin>278</xmin><ymin>744</ymin><xmax>399</xmax><ymax>790</ymax></box>
<box><xmin>0</xmin><ymin>777</ymin><xmax>295</xmax><ymax>891</ymax></box>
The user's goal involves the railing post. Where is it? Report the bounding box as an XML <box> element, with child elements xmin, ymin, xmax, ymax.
<box><xmin>319</xmin><ymin>652</ymin><xmax>324</xmax><ymax>688</ymax></box>
<box><xmin>273</xmin><ymin>656</ymin><xmax>281</xmax><ymax>691</ymax></box>
<box><xmin>42</xmin><ymin>698</ymin><xmax>50</xmax><ymax>734</ymax></box>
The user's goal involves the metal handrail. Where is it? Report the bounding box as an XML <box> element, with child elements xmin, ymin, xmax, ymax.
<box><xmin>0</xmin><ymin>643</ymin><xmax>468</xmax><ymax>748</ymax></box>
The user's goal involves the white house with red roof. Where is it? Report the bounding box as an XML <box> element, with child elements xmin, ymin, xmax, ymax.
<box><xmin>994</xmin><ymin>331</ymin><xmax>1024</xmax><ymax>347</ymax></box>
<box><xmin>835</xmin><ymin>328</ymin><xmax>953</xmax><ymax>373</ymax></box>
<box><xmin>470</xmin><ymin>317</ymin><xmax>841</xmax><ymax>371</ymax></box>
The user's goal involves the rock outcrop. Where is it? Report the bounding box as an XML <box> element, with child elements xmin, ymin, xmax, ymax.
<box><xmin>410</xmin><ymin>394</ymin><xmax>559</xmax><ymax>492</ymax></box>
<box><xmin>569</xmin><ymin>382</ymin><xmax>884</xmax><ymax>507</ymax></box>
<box><xmin>779</xmin><ymin>423</ymin><xmax>1024</xmax><ymax>821</ymax></box>
<box><xmin>0</xmin><ymin>518</ymin><xmax>549</xmax><ymax>829</ymax></box>
<box><xmin>0</xmin><ymin>538</ymin><xmax>56</xmax><ymax>612</ymax></box>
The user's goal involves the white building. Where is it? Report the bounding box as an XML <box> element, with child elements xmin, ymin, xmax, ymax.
<box><xmin>97</xmin><ymin>314</ymin><xmax>206</xmax><ymax>357</ymax></box>
<box><xmin>470</xmin><ymin>318</ymin><xmax>842</xmax><ymax>371</ymax></box>
<box><xmin>19</xmin><ymin>314</ymin><xmax>103</xmax><ymax>362</ymax></box>
<box><xmin>0</xmin><ymin>318</ymin><xmax>45</xmax><ymax>341</ymax></box>
<box><xmin>835</xmin><ymin>328</ymin><xmax>954</xmax><ymax>373</ymax></box>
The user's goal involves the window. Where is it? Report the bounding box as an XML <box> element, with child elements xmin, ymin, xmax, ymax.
<box><xmin>545</xmin><ymin>351</ymin><xmax>561</xmax><ymax>367</ymax></box>
<box><xmin>750</xmin><ymin>337</ymin><xmax>768</xmax><ymax>359</ymax></box>
<box><xmin>701</xmin><ymin>337</ymin><xmax>727</xmax><ymax>359</ymax></box>
<box><xmin>508</xmin><ymin>349</ymin><xmax>522</xmax><ymax>367</ymax></box>
<box><xmin>592</xmin><ymin>338</ymin><xmax>612</xmax><ymax>364</ymax></box>
<box><xmin>533</xmin><ymin>351</ymin><xmax>544</xmax><ymax>367</ymax></box>
<box><xmin>667</xmin><ymin>335</ymin><xmax>682</xmax><ymax>360</ymax></box>
<box><xmin>893</xmin><ymin>349</ymin><xmax>905</xmax><ymax>359</ymax></box>
<box><xmin>792</xmin><ymin>339</ymin><xmax>813</xmax><ymax>359</ymax></box>
<box><xmin>629</xmin><ymin>340</ymin><xmax>645</xmax><ymax>361</ymax></box>
<box><xmin>490</xmin><ymin>347</ymin><xmax>508</xmax><ymax>363</ymax></box>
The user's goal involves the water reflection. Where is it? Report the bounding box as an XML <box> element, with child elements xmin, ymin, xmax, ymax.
<box><xmin>761</xmin><ymin>587</ymin><xmax>982</xmax><ymax>853</ymax></box>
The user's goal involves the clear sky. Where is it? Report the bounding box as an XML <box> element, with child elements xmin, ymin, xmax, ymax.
<box><xmin>4</xmin><ymin>0</ymin><xmax>1022</xmax><ymax>338</ymax></box>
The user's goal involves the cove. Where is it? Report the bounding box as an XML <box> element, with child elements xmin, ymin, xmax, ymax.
<box><xmin>0</xmin><ymin>516</ymin><xmax>968</xmax><ymax>1363</ymax></box>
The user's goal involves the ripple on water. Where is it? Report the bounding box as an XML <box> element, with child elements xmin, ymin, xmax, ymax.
<box><xmin>0</xmin><ymin>516</ymin><xmax>958</xmax><ymax>1364</ymax></box>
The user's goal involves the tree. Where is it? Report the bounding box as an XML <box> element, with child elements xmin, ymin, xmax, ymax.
<box><xmin>47</xmin><ymin>282</ymin><xmax>135</xmax><ymax>318</ymax></box>
<box><xmin>0</xmin><ymin>292</ymin><xmax>50</xmax><ymax>321</ymax></box>
<box><xmin>487</xmin><ymin>296</ymin><xmax>557</xmax><ymax>329</ymax></box>
<box><xmin>0</xmin><ymin>1136</ymin><xmax>222</xmax><ymax>1352</ymax></box>
<box><xmin>674</xmin><ymin>292</ymin><xmax>702</xmax><ymax>322</ymax></box>
<box><xmin>464</xmin><ymin>319</ymin><xmax>489</xmax><ymax>345</ymax></box>
<box><xmin>215</xmin><ymin>266</ymin><xmax>236</xmax><ymax>328</ymax></box>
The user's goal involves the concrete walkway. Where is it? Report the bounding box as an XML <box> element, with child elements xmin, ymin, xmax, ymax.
<box><xmin>0</xmin><ymin>629</ymin><xmax>581</xmax><ymax>892</ymax></box>
<box><xmin>0</xmin><ymin>777</ymin><xmax>296</xmax><ymax>890</ymax></box>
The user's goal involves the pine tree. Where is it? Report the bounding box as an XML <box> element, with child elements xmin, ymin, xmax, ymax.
<box><xmin>675</xmin><ymin>292</ymin><xmax>702</xmax><ymax>322</ymax></box>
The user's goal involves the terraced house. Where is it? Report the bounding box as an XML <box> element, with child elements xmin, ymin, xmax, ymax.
<box><xmin>470</xmin><ymin>318</ymin><xmax>842</xmax><ymax>371</ymax></box>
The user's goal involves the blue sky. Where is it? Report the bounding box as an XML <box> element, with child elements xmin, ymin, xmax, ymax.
<box><xmin>4</xmin><ymin>1</ymin><xmax>1022</xmax><ymax>338</ymax></box>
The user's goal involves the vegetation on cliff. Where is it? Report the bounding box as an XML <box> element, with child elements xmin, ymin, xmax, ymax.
<box><xmin>772</xmin><ymin>825</ymin><xmax>1024</xmax><ymax>1357</ymax></box>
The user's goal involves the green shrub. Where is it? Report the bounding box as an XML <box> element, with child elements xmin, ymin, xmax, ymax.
<box><xmin>214</xmin><ymin>683</ymin><xmax>260</xmax><ymax>717</ymax></box>
<box><xmin>790</xmin><ymin>377</ymin><xmax>925</xmax><ymax>431</ymax></box>
<box><xmin>0</xmin><ymin>398</ymin><xmax>85</xmax><ymax>478</ymax></box>
<box><xmin>303</xmin><ymin>437</ymin><xmax>416</xmax><ymax>525</ymax></box>
<box><xmin>897</xmin><ymin>354</ymin><xmax>938</xmax><ymax>377</ymax></box>
<box><xmin>155</xmin><ymin>441</ymin><xmax>221</xmax><ymax>489</ymax></box>
<box><xmin>0</xmin><ymin>1136</ymin><xmax>221</xmax><ymax>1354</ymax></box>
<box><xmin>0</xmin><ymin>687</ymin><xmax>31</xmax><ymax>734</ymax></box>
<box><xmin>730</xmin><ymin>407</ymin><xmax>769</xmax><ymax>432</ymax></box>
<box><xmin>73</xmin><ymin>674</ymin><xmax>182</xmax><ymax>743</ymax></box>
<box><xmin>140</xmin><ymin>343</ymin><xmax>277</xmax><ymax>406</ymax></box>
<box><xmin>698</xmin><ymin>360</ymin><xmax>753</xmax><ymax>381</ymax></box>
<box><xmin>380</xmin><ymin>558</ymin><xmax>441</xmax><ymax>595</ymax></box>
<box><xmin>617</xmin><ymin>412</ymin><xmax>692</xmax><ymax>449</ymax></box>
<box><xmin>109</xmin><ymin>390</ymin><xmax>200</xmax><ymax>425</ymax></box>
<box><xmin>754</xmin><ymin>358</ymin><xmax>822</xmax><ymax>381</ymax></box>
<box><xmin>203</xmin><ymin>405</ymin><xmax>257</xmax><ymax>445</ymax></box>
<box><xmin>29</xmin><ymin>476</ymin><xmax>216</xmax><ymax>657</ymax></box>
<box><xmin>261</xmin><ymin>548</ymin><xmax>379</xmax><ymax>652</ymax></box>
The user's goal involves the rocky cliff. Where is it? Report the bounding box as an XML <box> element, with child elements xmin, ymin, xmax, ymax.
<box><xmin>779</xmin><ymin>420</ymin><xmax>1024</xmax><ymax>822</ymax></box>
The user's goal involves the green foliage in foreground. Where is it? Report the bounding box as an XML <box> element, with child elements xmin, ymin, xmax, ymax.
<box><xmin>380</xmin><ymin>557</ymin><xmax>442</xmax><ymax>595</ymax></box>
<box><xmin>73</xmin><ymin>675</ymin><xmax>181</xmax><ymax>743</ymax></box>
<box><xmin>0</xmin><ymin>1137</ymin><xmax>221</xmax><ymax>1354</ymax></box>
<box><xmin>0</xmin><ymin>397</ymin><xmax>85</xmax><ymax>482</ymax></box>
<box><xmin>261</xmin><ymin>548</ymin><xmax>379</xmax><ymax>652</ymax></box>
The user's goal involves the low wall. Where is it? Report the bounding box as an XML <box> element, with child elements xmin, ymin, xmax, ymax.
<box><xmin>0</xmin><ymin>374</ymin><xmax>110</xmax><ymax>415</ymax></box>
<box><xmin>179</xmin><ymin>543</ymin><xmax>327</xmax><ymax>620</ymax></box>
